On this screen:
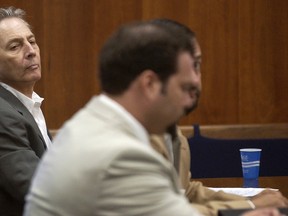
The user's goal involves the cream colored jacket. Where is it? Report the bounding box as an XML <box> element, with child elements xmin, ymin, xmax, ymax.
<box><xmin>24</xmin><ymin>96</ymin><xmax>201</xmax><ymax>216</ymax></box>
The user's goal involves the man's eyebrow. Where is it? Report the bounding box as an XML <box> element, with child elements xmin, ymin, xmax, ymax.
<box><xmin>193</xmin><ymin>55</ymin><xmax>202</xmax><ymax>61</ymax></box>
<box><xmin>27</xmin><ymin>34</ymin><xmax>36</xmax><ymax>39</ymax></box>
<box><xmin>6</xmin><ymin>37</ymin><xmax>23</xmax><ymax>46</ymax></box>
<box><xmin>6</xmin><ymin>33</ymin><xmax>35</xmax><ymax>45</ymax></box>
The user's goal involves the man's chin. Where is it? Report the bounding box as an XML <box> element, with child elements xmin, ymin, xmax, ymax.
<box><xmin>22</xmin><ymin>75</ymin><xmax>41</xmax><ymax>86</ymax></box>
<box><xmin>184</xmin><ymin>103</ymin><xmax>198</xmax><ymax>116</ymax></box>
<box><xmin>27</xmin><ymin>73</ymin><xmax>42</xmax><ymax>82</ymax></box>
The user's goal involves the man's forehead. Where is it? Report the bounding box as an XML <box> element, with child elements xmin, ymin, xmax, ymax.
<box><xmin>0</xmin><ymin>18</ymin><xmax>33</xmax><ymax>44</ymax></box>
<box><xmin>0</xmin><ymin>17</ymin><xmax>29</xmax><ymax>28</ymax></box>
<box><xmin>175</xmin><ymin>51</ymin><xmax>194</xmax><ymax>70</ymax></box>
<box><xmin>193</xmin><ymin>40</ymin><xmax>202</xmax><ymax>59</ymax></box>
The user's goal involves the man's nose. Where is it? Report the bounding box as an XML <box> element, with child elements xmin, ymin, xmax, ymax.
<box><xmin>24</xmin><ymin>43</ymin><xmax>36</xmax><ymax>58</ymax></box>
<box><xmin>184</xmin><ymin>92</ymin><xmax>195</xmax><ymax>107</ymax></box>
<box><xmin>192</xmin><ymin>72</ymin><xmax>202</xmax><ymax>93</ymax></box>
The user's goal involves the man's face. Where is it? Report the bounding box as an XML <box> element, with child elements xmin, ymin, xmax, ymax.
<box><xmin>0</xmin><ymin>17</ymin><xmax>41</xmax><ymax>90</ymax></box>
<box><xmin>150</xmin><ymin>46</ymin><xmax>202</xmax><ymax>133</ymax></box>
<box><xmin>184</xmin><ymin>39</ymin><xmax>202</xmax><ymax>115</ymax></box>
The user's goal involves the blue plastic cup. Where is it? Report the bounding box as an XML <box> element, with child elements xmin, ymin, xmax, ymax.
<box><xmin>240</xmin><ymin>148</ymin><xmax>262</xmax><ymax>179</ymax></box>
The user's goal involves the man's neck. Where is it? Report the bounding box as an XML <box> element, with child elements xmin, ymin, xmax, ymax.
<box><xmin>1</xmin><ymin>82</ymin><xmax>35</xmax><ymax>98</ymax></box>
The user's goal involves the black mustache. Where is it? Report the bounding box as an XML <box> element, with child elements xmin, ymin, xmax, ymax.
<box><xmin>185</xmin><ymin>88</ymin><xmax>201</xmax><ymax>116</ymax></box>
<box><xmin>191</xmin><ymin>87</ymin><xmax>201</xmax><ymax>98</ymax></box>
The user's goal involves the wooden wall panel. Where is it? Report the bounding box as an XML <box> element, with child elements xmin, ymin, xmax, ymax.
<box><xmin>180</xmin><ymin>0</ymin><xmax>240</xmax><ymax>125</ymax></box>
<box><xmin>238</xmin><ymin>0</ymin><xmax>288</xmax><ymax>123</ymax></box>
<box><xmin>142</xmin><ymin>0</ymin><xmax>190</xmax><ymax>22</ymax></box>
<box><xmin>40</xmin><ymin>1</ymin><xmax>100</xmax><ymax>128</ymax></box>
<box><xmin>0</xmin><ymin>0</ymin><xmax>287</xmax><ymax>129</ymax></box>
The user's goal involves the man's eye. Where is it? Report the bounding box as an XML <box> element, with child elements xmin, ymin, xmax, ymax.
<box><xmin>194</xmin><ymin>62</ymin><xmax>201</xmax><ymax>71</ymax></box>
<box><xmin>9</xmin><ymin>44</ymin><xmax>19</xmax><ymax>50</ymax></box>
<box><xmin>29</xmin><ymin>40</ymin><xmax>36</xmax><ymax>45</ymax></box>
<box><xmin>182</xmin><ymin>85</ymin><xmax>192</xmax><ymax>93</ymax></box>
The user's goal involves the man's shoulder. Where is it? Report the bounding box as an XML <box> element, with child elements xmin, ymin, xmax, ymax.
<box><xmin>0</xmin><ymin>96</ymin><xmax>22</xmax><ymax>121</ymax></box>
<box><xmin>150</xmin><ymin>134</ymin><xmax>171</xmax><ymax>159</ymax></box>
<box><xmin>0</xmin><ymin>95</ymin><xmax>12</xmax><ymax>109</ymax></box>
<box><xmin>0</xmin><ymin>87</ymin><xmax>24</xmax><ymax>113</ymax></box>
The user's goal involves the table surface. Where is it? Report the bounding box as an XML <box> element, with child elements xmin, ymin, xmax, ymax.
<box><xmin>191</xmin><ymin>176</ymin><xmax>288</xmax><ymax>198</ymax></box>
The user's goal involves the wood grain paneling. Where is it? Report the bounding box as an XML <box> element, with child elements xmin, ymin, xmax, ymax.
<box><xmin>40</xmin><ymin>1</ymin><xmax>100</xmax><ymax>128</ymax></box>
<box><xmin>238</xmin><ymin>0</ymin><xmax>288</xmax><ymax>124</ymax></box>
<box><xmin>181</xmin><ymin>0</ymin><xmax>240</xmax><ymax>125</ymax></box>
<box><xmin>0</xmin><ymin>0</ymin><xmax>287</xmax><ymax>128</ymax></box>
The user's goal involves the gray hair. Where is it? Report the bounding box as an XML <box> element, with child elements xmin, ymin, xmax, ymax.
<box><xmin>0</xmin><ymin>6</ymin><xmax>26</xmax><ymax>23</ymax></box>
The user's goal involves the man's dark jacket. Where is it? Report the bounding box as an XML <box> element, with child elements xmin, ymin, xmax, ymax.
<box><xmin>0</xmin><ymin>85</ymin><xmax>47</xmax><ymax>216</ymax></box>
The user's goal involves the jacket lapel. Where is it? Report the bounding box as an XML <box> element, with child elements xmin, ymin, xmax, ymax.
<box><xmin>0</xmin><ymin>85</ymin><xmax>47</xmax><ymax>148</ymax></box>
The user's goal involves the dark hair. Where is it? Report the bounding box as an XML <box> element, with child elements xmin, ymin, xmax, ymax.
<box><xmin>150</xmin><ymin>18</ymin><xmax>196</xmax><ymax>55</ymax></box>
<box><xmin>151</xmin><ymin>19</ymin><xmax>200</xmax><ymax>115</ymax></box>
<box><xmin>99</xmin><ymin>21</ymin><xmax>193</xmax><ymax>95</ymax></box>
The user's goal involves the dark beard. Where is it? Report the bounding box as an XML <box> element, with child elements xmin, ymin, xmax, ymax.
<box><xmin>165</xmin><ymin>102</ymin><xmax>198</xmax><ymax>141</ymax></box>
<box><xmin>166</xmin><ymin>124</ymin><xmax>177</xmax><ymax>142</ymax></box>
<box><xmin>166</xmin><ymin>90</ymin><xmax>200</xmax><ymax>140</ymax></box>
<box><xmin>184</xmin><ymin>101</ymin><xmax>198</xmax><ymax>115</ymax></box>
<box><xmin>185</xmin><ymin>90</ymin><xmax>200</xmax><ymax>115</ymax></box>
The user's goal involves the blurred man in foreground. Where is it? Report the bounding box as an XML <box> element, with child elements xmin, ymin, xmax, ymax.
<box><xmin>24</xmin><ymin>21</ymin><xmax>202</xmax><ymax>215</ymax></box>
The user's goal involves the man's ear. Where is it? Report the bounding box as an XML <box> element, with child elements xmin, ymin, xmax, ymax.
<box><xmin>138</xmin><ymin>70</ymin><xmax>161</xmax><ymax>98</ymax></box>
